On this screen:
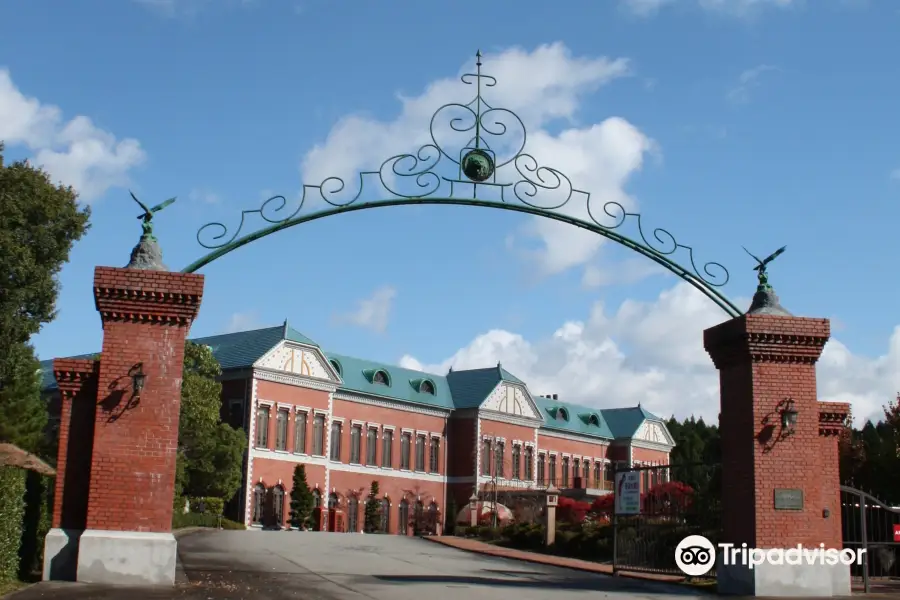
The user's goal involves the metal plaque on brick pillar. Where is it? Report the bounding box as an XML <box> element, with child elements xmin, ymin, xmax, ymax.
<box><xmin>773</xmin><ymin>488</ymin><xmax>803</xmax><ymax>511</ymax></box>
<box><xmin>184</xmin><ymin>51</ymin><xmax>743</xmax><ymax>319</ymax></box>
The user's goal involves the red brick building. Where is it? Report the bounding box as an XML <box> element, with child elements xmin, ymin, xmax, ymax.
<box><xmin>42</xmin><ymin>321</ymin><xmax>673</xmax><ymax>534</ymax></box>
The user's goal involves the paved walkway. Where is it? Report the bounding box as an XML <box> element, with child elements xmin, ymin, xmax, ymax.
<box><xmin>425</xmin><ymin>536</ymin><xmax>701</xmax><ymax>585</ymax></box>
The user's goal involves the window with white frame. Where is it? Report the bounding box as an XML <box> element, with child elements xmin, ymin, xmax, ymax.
<box><xmin>524</xmin><ymin>447</ymin><xmax>534</xmax><ymax>481</ymax></box>
<box><xmin>562</xmin><ymin>456</ymin><xmax>570</xmax><ymax>487</ymax></box>
<box><xmin>400</xmin><ymin>432</ymin><xmax>411</xmax><ymax>470</ymax></box>
<box><xmin>549</xmin><ymin>455</ymin><xmax>557</xmax><ymax>484</ymax></box>
<box><xmin>582</xmin><ymin>460</ymin><xmax>590</xmax><ymax>483</ymax></box>
<box><xmin>512</xmin><ymin>445</ymin><xmax>521</xmax><ymax>480</ymax></box>
<box><xmin>294</xmin><ymin>411</ymin><xmax>307</xmax><ymax>453</ymax></box>
<box><xmin>537</xmin><ymin>453</ymin><xmax>545</xmax><ymax>485</ymax></box>
<box><xmin>382</xmin><ymin>430</ymin><xmax>393</xmax><ymax>468</ymax></box>
<box><xmin>312</xmin><ymin>414</ymin><xmax>325</xmax><ymax>456</ymax></box>
<box><xmin>429</xmin><ymin>437</ymin><xmax>439</xmax><ymax>473</ymax></box>
<box><xmin>255</xmin><ymin>405</ymin><xmax>269</xmax><ymax>448</ymax></box>
<box><xmin>350</xmin><ymin>424</ymin><xmax>362</xmax><ymax>464</ymax></box>
<box><xmin>573</xmin><ymin>458</ymin><xmax>580</xmax><ymax>483</ymax></box>
<box><xmin>481</xmin><ymin>439</ymin><xmax>491</xmax><ymax>475</ymax></box>
<box><xmin>275</xmin><ymin>408</ymin><xmax>289</xmax><ymax>451</ymax></box>
<box><xmin>367</xmin><ymin>427</ymin><xmax>378</xmax><ymax>466</ymax></box>
<box><xmin>330</xmin><ymin>421</ymin><xmax>342</xmax><ymax>461</ymax></box>
<box><xmin>415</xmin><ymin>434</ymin><xmax>426</xmax><ymax>472</ymax></box>
<box><xmin>494</xmin><ymin>441</ymin><xmax>505</xmax><ymax>478</ymax></box>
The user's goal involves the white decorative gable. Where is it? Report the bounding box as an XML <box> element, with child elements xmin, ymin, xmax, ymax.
<box><xmin>255</xmin><ymin>343</ymin><xmax>339</xmax><ymax>382</ymax></box>
<box><xmin>634</xmin><ymin>420</ymin><xmax>674</xmax><ymax>446</ymax></box>
<box><xmin>480</xmin><ymin>383</ymin><xmax>541</xmax><ymax>421</ymax></box>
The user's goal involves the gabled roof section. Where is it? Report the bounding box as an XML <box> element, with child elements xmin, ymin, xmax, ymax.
<box><xmin>600</xmin><ymin>405</ymin><xmax>661</xmax><ymax>439</ymax></box>
<box><xmin>445</xmin><ymin>364</ymin><xmax>524</xmax><ymax>409</ymax></box>
<box><xmin>192</xmin><ymin>322</ymin><xmax>318</xmax><ymax>370</ymax></box>
<box><xmin>535</xmin><ymin>395</ymin><xmax>614</xmax><ymax>439</ymax></box>
<box><xmin>325</xmin><ymin>352</ymin><xmax>454</xmax><ymax>410</ymax></box>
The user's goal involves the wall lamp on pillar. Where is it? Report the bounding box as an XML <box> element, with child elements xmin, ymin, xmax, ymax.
<box><xmin>780</xmin><ymin>398</ymin><xmax>798</xmax><ymax>435</ymax></box>
<box><xmin>129</xmin><ymin>363</ymin><xmax>146</xmax><ymax>397</ymax></box>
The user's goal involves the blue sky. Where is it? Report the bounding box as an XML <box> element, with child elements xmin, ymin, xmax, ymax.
<box><xmin>2</xmin><ymin>0</ymin><xmax>898</xmax><ymax>423</ymax></box>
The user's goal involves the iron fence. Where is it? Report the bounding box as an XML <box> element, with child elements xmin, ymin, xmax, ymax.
<box><xmin>612</xmin><ymin>462</ymin><xmax>722</xmax><ymax>577</ymax></box>
<box><xmin>841</xmin><ymin>485</ymin><xmax>900</xmax><ymax>593</ymax></box>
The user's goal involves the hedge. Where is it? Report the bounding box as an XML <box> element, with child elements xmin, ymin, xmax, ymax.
<box><xmin>0</xmin><ymin>467</ymin><xmax>26</xmax><ymax>583</ymax></box>
<box><xmin>172</xmin><ymin>512</ymin><xmax>245</xmax><ymax>530</ymax></box>
<box><xmin>17</xmin><ymin>471</ymin><xmax>52</xmax><ymax>580</ymax></box>
<box><xmin>188</xmin><ymin>497</ymin><xmax>224</xmax><ymax>516</ymax></box>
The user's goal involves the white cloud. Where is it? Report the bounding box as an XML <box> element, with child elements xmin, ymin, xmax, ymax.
<box><xmin>188</xmin><ymin>188</ymin><xmax>221</xmax><ymax>204</ymax></box>
<box><xmin>0</xmin><ymin>69</ymin><xmax>145</xmax><ymax>202</ymax></box>
<box><xmin>301</xmin><ymin>43</ymin><xmax>657</xmax><ymax>285</ymax></box>
<box><xmin>400</xmin><ymin>281</ymin><xmax>895</xmax><ymax>427</ymax></box>
<box><xmin>727</xmin><ymin>65</ymin><xmax>780</xmax><ymax>104</ymax></box>
<box><xmin>134</xmin><ymin>0</ymin><xmax>258</xmax><ymax>17</ymax></box>
<box><xmin>622</xmin><ymin>0</ymin><xmax>801</xmax><ymax>17</ymax></box>
<box><xmin>225</xmin><ymin>311</ymin><xmax>261</xmax><ymax>333</ymax></box>
<box><xmin>334</xmin><ymin>286</ymin><xmax>397</xmax><ymax>334</ymax></box>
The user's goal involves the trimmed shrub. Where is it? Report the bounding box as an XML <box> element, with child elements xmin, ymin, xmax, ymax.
<box><xmin>189</xmin><ymin>497</ymin><xmax>225</xmax><ymax>516</ymax></box>
<box><xmin>0</xmin><ymin>467</ymin><xmax>26</xmax><ymax>582</ymax></box>
<box><xmin>172</xmin><ymin>512</ymin><xmax>245</xmax><ymax>530</ymax></box>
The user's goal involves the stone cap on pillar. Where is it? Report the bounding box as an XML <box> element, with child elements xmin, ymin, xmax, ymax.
<box><xmin>52</xmin><ymin>358</ymin><xmax>100</xmax><ymax>397</ymax></box>
<box><xmin>704</xmin><ymin>314</ymin><xmax>830</xmax><ymax>369</ymax></box>
<box><xmin>93</xmin><ymin>267</ymin><xmax>204</xmax><ymax>325</ymax></box>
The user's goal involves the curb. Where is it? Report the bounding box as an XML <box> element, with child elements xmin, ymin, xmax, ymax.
<box><xmin>423</xmin><ymin>537</ymin><xmax>715</xmax><ymax>594</ymax></box>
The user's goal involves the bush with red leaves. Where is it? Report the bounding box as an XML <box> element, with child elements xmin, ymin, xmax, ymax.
<box><xmin>557</xmin><ymin>496</ymin><xmax>592</xmax><ymax>524</ymax></box>
<box><xmin>642</xmin><ymin>481</ymin><xmax>694</xmax><ymax>515</ymax></box>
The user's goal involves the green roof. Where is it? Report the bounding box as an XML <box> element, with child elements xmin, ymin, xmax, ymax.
<box><xmin>38</xmin><ymin>323</ymin><xmax>657</xmax><ymax>442</ymax></box>
<box><xmin>323</xmin><ymin>352</ymin><xmax>454</xmax><ymax>411</ymax></box>
<box><xmin>534</xmin><ymin>395</ymin><xmax>615</xmax><ymax>439</ymax></box>
<box><xmin>600</xmin><ymin>405</ymin><xmax>661</xmax><ymax>438</ymax></box>
<box><xmin>446</xmin><ymin>365</ymin><xmax>524</xmax><ymax>409</ymax></box>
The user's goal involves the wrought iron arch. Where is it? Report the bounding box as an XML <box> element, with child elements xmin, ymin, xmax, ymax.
<box><xmin>184</xmin><ymin>52</ymin><xmax>742</xmax><ymax>318</ymax></box>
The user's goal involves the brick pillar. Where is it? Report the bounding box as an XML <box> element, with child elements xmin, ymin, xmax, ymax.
<box><xmin>75</xmin><ymin>266</ymin><xmax>203</xmax><ymax>586</ymax></box>
<box><xmin>43</xmin><ymin>359</ymin><xmax>98</xmax><ymax>581</ymax></box>
<box><xmin>705</xmin><ymin>307</ymin><xmax>850</xmax><ymax>597</ymax></box>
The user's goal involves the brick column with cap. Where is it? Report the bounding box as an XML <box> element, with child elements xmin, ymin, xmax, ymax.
<box><xmin>70</xmin><ymin>266</ymin><xmax>203</xmax><ymax>585</ymax></box>
<box><xmin>704</xmin><ymin>281</ymin><xmax>850</xmax><ymax>597</ymax></box>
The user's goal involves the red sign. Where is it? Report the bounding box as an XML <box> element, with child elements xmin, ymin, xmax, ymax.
<box><xmin>894</xmin><ymin>524</ymin><xmax>900</xmax><ymax>542</ymax></box>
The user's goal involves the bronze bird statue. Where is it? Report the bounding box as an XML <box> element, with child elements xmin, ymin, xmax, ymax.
<box><xmin>742</xmin><ymin>245</ymin><xmax>786</xmax><ymax>287</ymax></box>
<box><xmin>130</xmin><ymin>191</ymin><xmax>176</xmax><ymax>237</ymax></box>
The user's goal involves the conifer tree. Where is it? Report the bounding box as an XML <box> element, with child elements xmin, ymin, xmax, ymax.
<box><xmin>289</xmin><ymin>464</ymin><xmax>314</xmax><ymax>530</ymax></box>
<box><xmin>364</xmin><ymin>480</ymin><xmax>380</xmax><ymax>533</ymax></box>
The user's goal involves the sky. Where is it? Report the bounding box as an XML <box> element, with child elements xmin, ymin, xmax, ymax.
<box><xmin>2</xmin><ymin>0</ymin><xmax>899</xmax><ymax>426</ymax></box>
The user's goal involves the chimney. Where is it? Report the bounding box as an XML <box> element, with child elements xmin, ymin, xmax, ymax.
<box><xmin>552</xmin><ymin>393</ymin><xmax>558</xmax><ymax>401</ymax></box>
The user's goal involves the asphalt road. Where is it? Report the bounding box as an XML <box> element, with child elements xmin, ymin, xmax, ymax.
<box><xmin>10</xmin><ymin>531</ymin><xmax>704</xmax><ymax>600</ymax></box>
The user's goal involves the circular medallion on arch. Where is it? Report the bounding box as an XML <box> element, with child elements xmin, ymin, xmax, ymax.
<box><xmin>461</xmin><ymin>148</ymin><xmax>495</xmax><ymax>182</ymax></box>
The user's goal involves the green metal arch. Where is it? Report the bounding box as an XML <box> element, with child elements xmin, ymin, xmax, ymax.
<box><xmin>181</xmin><ymin>197</ymin><xmax>744</xmax><ymax>318</ymax></box>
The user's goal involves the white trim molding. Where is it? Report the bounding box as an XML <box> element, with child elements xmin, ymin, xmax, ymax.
<box><xmin>539</xmin><ymin>428</ymin><xmax>613</xmax><ymax>446</ymax></box>
<box><xmin>253</xmin><ymin>367</ymin><xmax>339</xmax><ymax>393</ymax></box>
<box><xmin>332</xmin><ymin>390</ymin><xmax>450</xmax><ymax>418</ymax></box>
<box><xmin>257</xmin><ymin>399</ymin><xmax>274</xmax><ymax>408</ymax></box>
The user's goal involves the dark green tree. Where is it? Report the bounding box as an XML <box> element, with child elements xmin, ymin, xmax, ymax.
<box><xmin>177</xmin><ymin>342</ymin><xmax>246</xmax><ymax>502</ymax></box>
<box><xmin>0</xmin><ymin>143</ymin><xmax>90</xmax><ymax>454</ymax></box>
<box><xmin>363</xmin><ymin>481</ymin><xmax>380</xmax><ymax>533</ymax></box>
<box><xmin>289</xmin><ymin>464</ymin><xmax>314</xmax><ymax>530</ymax></box>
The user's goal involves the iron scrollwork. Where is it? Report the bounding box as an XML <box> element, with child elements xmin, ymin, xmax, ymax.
<box><xmin>190</xmin><ymin>52</ymin><xmax>740</xmax><ymax>317</ymax></box>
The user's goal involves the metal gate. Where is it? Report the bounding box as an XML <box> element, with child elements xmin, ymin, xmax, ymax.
<box><xmin>841</xmin><ymin>485</ymin><xmax>900</xmax><ymax>593</ymax></box>
<box><xmin>612</xmin><ymin>462</ymin><xmax>722</xmax><ymax>576</ymax></box>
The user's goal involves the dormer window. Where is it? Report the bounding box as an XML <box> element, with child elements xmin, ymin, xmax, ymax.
<box><xmin>420</xmin><ymin>380</ymin><xmax>435</xmax><ymax>395</ymax></box>
<box><xmin>329</xmin><ymin>359</ymin><xmax>342</xmax><ymax>376</ymax></box>
<box><xmin>373</xmin><ymin>370</ymin><xmax>390</xmax><ymax>386</ymax></box>
<box><xmin>588</xmin><ymin>414</ymin><xmax>600</xmax><ymax>427</ymax></box>
<box><xmin>558</xmin><ymin>407</ymin><xmax>569</xmax><ymax>421</ymax></box>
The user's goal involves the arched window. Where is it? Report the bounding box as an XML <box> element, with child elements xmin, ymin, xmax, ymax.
<box><xmin>329</xmin><ymin>359</ymin><xmax>342</xmax><ymax>376</ymax></box>
<box><xmin>348</xmin><ymin>497</ymin><xmax>359</xmax><ymax>533</ymax></box>
<box><xmin>373</xmin><ymin>370</ymin><xmax>389</xmax><ymax>385</ymax></box>
<box><xmin>328</xmin><ymin>493</ymin><xmax>339</xmax><ymax>510</ymax></box>
<box><xmin>313</xmin><ymin>489</ymin><xmax>322</xmax><ymax>508</ymax></box>
<box><xmin>398</xmin><ymin>500</ymin><xmax>409</xmax><ymax>535</ymax></box>
<box><xmin>272</xmin><ymin>486</ymin><xmax>285</xmax><ymax>527</ymax></box>
<box><xmin>252</xmin><ymin>484</ymin><xmax>265</xmax><ymax>524</ymax></box>
<box><xmin>427</xmin><ymin>502</ymin><xmax>438</xmax><ymax>534</ymax></box>
<box><xmin>557</xmin><ymin>407</ymin><xmax>569</xmax><ymax>421</ymax></box>
<box><xmin>420</xmin><ymin>380</ymin><xmax>435</xmax><ymax>395</ymax></box>
<box><xmin>588</xmin><ymin>414</ymin><xmax>600</xmax><ymax>426</ymax></box>
<box><xmin>380</xmin><ymin>498</ymin><xmax>390</xmax><ymax>533</ymax></box>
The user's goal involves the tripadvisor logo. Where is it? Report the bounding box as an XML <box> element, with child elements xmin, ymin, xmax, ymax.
<box><xmin>675</xmin><ymin>535</ymin><xmax>866</xmax><ymax>576</ymax></box>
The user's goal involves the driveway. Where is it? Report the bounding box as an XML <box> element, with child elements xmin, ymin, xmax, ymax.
<box><xmin>10</xmin><ymin>531</ymin><xmax>704</xmax><ymax>600</ymax></box>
